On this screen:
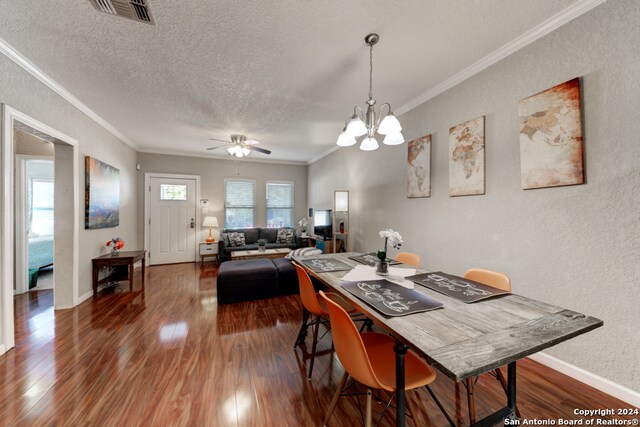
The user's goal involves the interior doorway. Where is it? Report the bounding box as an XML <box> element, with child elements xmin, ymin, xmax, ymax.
<box><xmin>1</xmin><ymin>105</ymin><xmax>80</xmax><ymax>355</ymax></box>
<box><xmin>15</xmin><ymin>150</ymin><xmax>55</xmax><ymax>294</ymax></box>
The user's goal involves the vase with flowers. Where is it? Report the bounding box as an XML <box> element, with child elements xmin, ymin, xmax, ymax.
<box><xmin>298</xmin><ymin>217</ymin><xmax>309</xmax><ymax>237</ymax></box>
<box><xmin>106</xmin><ymin>237</ymin><xmax>124</xmax><ymax>256</ymax></box>
<box><xmin>376</xmin><ymin>229</ymin><xmax>402</xmax><ymax>276</ymax></box>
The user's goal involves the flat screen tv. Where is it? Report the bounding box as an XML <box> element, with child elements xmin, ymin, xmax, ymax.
<box><xmin>313</xmin><ymin>209</ymin><xmax>332</xmax><ymax>239</ymax></box>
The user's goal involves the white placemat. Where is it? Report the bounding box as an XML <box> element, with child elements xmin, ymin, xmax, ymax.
<box><xmin>340</xmin><ymin>264</ymin><xmax>416</xmax><ymax>289</ymax></box>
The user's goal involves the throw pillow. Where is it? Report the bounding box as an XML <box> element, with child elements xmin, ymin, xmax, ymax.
<box><xmin>285</xmin><ymin>247</ymin><xmax>322</xmax><ymax>260</ymax></box>
<box><xmin>276</xmin><ymin>228</ymin><xmax>294</xmax><ymax>244</ymax></box>
<box><xmin>227</xmin><ymin>232</ymin><xmax>246</xmax><ymax>247</ymax></box>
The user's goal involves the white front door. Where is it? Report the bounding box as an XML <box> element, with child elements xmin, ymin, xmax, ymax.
<box><xmin>149</xmin><ymin>177</ymin><xmax>197</xmax><ymax>265</ymax></box>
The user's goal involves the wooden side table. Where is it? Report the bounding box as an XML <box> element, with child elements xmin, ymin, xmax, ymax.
<box><xmin>199</xmin><ymin>242</ymin><xmax>219</xmax><ymax>264</ymax></box>
<box><xmin>92</xmin><ymin>250</ymin><xmax>146</xmax><ymax>297</ymax></box>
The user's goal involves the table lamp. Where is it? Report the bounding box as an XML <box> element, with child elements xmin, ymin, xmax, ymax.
<box><xmin>202</xmin><ymin>216</ymin><xmax>219</xmax><ymax>242</ymax></box>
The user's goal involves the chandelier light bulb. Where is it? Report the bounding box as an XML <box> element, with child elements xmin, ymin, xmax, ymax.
<box><xmin>345</xmin><ymin>115</ymin><xmax>367</xmax><ymax>137</ymax></box>
<box><xmin>360</xmin><ymin>136</ymin><xmax>379</xmax><ymax>151</ymax></box>
<box><xmin>336</xmin><ymin>130</ymin><xmax>357</xmax><ymax>147</ymax></box>
<box><xmin>378</xmin><ymin>113</ymin><xmax>402</xmax><ymax>135</ymax></box>
<box><xmin>383</xmin><ymin>131</ymin><xmax>405</xmax><ymax>146</ymax></box>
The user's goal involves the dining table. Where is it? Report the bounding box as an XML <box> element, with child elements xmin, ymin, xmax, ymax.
<box><xmin>292</xmin><ymin>252</ymin><xmax>603</xmax><ymax>427</ymax></box>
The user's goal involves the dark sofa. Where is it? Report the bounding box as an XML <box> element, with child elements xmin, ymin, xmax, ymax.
<box><xmin>218</xmin><ymin>227</ymin><xmax>301</xmax><ymax>262</ymax></box>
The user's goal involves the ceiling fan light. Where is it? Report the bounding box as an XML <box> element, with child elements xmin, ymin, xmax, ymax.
<box><xmin>336</xmin><ymin>130</ymin><xmax>357</xmax><ymax>147</ymax></box>
<box><xmin>360</xmin><ymin>136</ymin><xmax>379</xmax><ymax>151</ymax></box>
<box><xmin>241</xmin><ymin>147</ymin><xmax>251</xmax><ymax>156</ymax></box>
<box><xmin>383</xmin><ymin>131</ymin><xmax>405</xmax><ymax>146</ymax></box>
<box><xmin>378</xmin><ymin>113</ymin><xmax>402</xmax><ymax>135</ymax></box>
<box><xmin>227</xmin><ymin>146</ymin><xmax>235</xmax><ymax>155</ymax></box>
<box><xmin>346</xmin><ymin>115</ymin><xmax>367</xmax><ymax>137</ymax></box>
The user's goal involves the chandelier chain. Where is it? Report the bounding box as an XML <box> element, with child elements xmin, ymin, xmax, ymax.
<box><xmin>369</xmin><ymin>42</ymin><xmax>374</xmax><ymax>101</ymax></box>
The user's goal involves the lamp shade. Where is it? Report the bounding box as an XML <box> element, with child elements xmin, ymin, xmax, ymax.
<box><xmin>383</xmin><ymin>131</ymin><xmax>405</xmax><ymax>145</ymax></box>
<box><xmin>334</xmin><ymin>191</ymin><xmax>349</xmax><ymax>212</ymax></box>
<box><xmin>336</xmin><ymin>130</ymin><xmax>357</xmax><ymax>147</ymax></box>
<box><xmin>378</xmin><ymin>113</ymin><xmax>402</xmax><ymax>135</ymax></box>
<box><xmin>346</xmin><ymin>115</ymin><xmax>367</xmax><ymax>137</ymax></box>
<box><xmin>202</xmin><ymin>216</ymin><xmax>218</xmax><ymax>227</ymax></box>
<box><xmin>360</xmin><ymin>136</ymin><xmax>379</xmax><ymax>151</ymax></box>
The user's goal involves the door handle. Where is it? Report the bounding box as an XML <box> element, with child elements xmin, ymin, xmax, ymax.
<box><xmin>190</xmin><ymin>218</ymin><xmax>195</xmax><ymax>229</ymax></box>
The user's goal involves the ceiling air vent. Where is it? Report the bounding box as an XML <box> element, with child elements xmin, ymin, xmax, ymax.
<box><xmin>88</xmin><ymin>0</ymin><xmax>155</xmax><ymax>25</ymax></box>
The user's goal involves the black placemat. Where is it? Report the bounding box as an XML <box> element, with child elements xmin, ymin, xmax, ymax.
<box><xmin>299</xmin><ymin>257</ymin><xmax>354</xmax><ymax>273</ymax></box>
<box><xmin>348</xmin><ymin>252</ymin><xmax>402</xmax><ymax>267</ymax></box>
<box><xmin>405</xmin><ymin>271</ymin><xmax>510</xmax><ymax>303</ymax></box>
<box><xmin>341</xmin><ymin>280</ymin><xmax>443</xmax><ymax>317</ymax></box>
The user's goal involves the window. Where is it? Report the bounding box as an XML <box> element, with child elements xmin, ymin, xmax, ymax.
<box><xmin>30</xmin><ymin>178</ymin><xmax>54</xmax><ymax>236</ymax></box>
<box><xmin>224</xmin><ymin>179</ymin><xmax>255</xmax><ymax>228</ymax></box>
<box><xmin>160</xmin><ymin>184</ymin><xmax>187</xmax><ymax>200</ymax></box>
<box><xmin>266</xmin><ymin>182</ymin><xmax>294</xmax><ymax>228</ymax></box>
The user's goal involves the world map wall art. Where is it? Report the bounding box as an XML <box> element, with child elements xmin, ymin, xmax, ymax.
<box><xmin>518</xmin><ymin>77</ymin><xmax>584</xmax><ymax>189</ymax></box>
<box><xmin>407</xmin><ymin>134</ymin><xmax>431</xmax><ymax>198</ymax></box>
<box><xmin>449</xmin><ymin>116</ymin><xmax>485</xmax><ymax>196</ymax></box>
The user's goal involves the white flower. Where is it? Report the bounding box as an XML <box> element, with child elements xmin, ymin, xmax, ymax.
<box><xmin>298</xmin><ymin>218</ymin><xmax>309</xmax><ymax>228</ymax></box>
<box><xmin>379</xmin><ymin>228</ymin><xmax>403</xmax><ymax>248</ymax></box>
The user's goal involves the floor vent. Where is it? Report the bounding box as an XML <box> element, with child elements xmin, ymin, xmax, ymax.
<box><xmin>88</xmin><ymin>0</ymin><xmax>155</xmax><ymax>25</ymax></box>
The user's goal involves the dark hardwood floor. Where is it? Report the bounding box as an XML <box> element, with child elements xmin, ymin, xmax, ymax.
<box><xmin>1</xmin><ymin>263</ymin><xmax>636</xmax><ymax>426</ymax></box>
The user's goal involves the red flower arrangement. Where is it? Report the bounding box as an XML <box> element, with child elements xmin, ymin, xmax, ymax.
<box><xmin>106</xmin><ymin>237</ymin><xmax>124</xmax><ymax>255</ymax></box>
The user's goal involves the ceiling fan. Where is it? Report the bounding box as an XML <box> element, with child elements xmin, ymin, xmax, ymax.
<box><xmin>206</xmin><ymin>134</ymin><xmax>271</xmax><ymax>158</ymax></box>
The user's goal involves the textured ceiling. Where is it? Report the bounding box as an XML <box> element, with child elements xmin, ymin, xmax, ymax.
<box><xmin>0</xmin><ymin>0</ymin><xmax>581</xmax><ymax>163</ymax></box>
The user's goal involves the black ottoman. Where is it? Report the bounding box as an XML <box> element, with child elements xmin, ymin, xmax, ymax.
<box><xmin>217</xmin><ymin>259</ymin><xmax>278</xmax><ymax>304</ymax></box>
<box><xmin>272</xmin><ymin>258</ymin><xmax>299</xmax><ymax>296</ymax></box>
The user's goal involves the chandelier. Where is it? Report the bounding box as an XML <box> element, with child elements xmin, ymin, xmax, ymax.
<box><xmin>336</xmin><ymin>33</ymin><xmax>404</xmax><ymax>151</ymax></box>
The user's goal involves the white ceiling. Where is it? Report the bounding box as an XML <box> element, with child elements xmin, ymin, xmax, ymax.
<box><xmin>0</xmin><ymin>0</ymin><xmax>594</xmax><ymax>163</ymax></box>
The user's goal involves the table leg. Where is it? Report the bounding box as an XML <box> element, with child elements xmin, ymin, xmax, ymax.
<box><xmin>92</xmin><ymin>264</ymin><xmax>98</xmax><ymax>298</ymax></box>
<box><xmin>394</xmin><ymin>341</ymin><xmax>408</xmax><ymax>427</ymax></box>
<box><xmin>129</xmin><ymin>262</ymin><xmax>134</xmax><ymax>292</ymax></box>
<box><xmin>507</xmin><ymin>362</ymin><xmax>517</xmax><ymax>419</ymax></box>
<box><xmin>141</xmin><ymin>258</ymin><xmax>145</xmax><ymax>291</ymax></box>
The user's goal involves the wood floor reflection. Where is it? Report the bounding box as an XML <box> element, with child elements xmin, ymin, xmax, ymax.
<box><xmin>1</xmin><ymin>263</ymin><xmax>635</xmax><ymax>426</ymax></box>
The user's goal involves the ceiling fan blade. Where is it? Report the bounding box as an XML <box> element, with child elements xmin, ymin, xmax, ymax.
<box><xmin>244</xmin><ymin>139</ymin><xmax>260</xmax><ymax>145</ymax></box>
<box><xmin>250</xmin><ymin>146</ymin><xmax>271</xmax><ymax>155</ymax></box>
<box><xmin>208</xmin><ymin>137</ymin><xmax>230</xmax><ymax>143</ymax></box>
<box><xmin>206</xmin><ymin>144</ymin><xmax>228</xmax><ymax>151</ymax></box>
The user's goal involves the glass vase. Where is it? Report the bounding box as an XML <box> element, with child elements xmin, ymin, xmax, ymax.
<box><xmin>376</xmin><ymin>260</ymin><xmax>389</xmax><ymax>276</ymax></box>
<box><xmin>258</xmin><ymin>245</ymin><xmax>266</xmax><ymax>252</ymax></box>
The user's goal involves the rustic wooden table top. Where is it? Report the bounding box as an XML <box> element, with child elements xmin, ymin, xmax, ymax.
<box><xmin>293</xmin><ymin>252</ymin><xmax>603</xmax><ymax>382</ymax></box>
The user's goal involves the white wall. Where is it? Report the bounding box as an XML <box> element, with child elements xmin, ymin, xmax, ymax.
<box><xmin>0</xmin><ymin>52</ymin><xmax>138</xmax><ymax>305</ymax></box>
<box><xmin>308</xmin><ymin>0</ymin><xmax>639</xmax><ymax>392</ymax></box>
<box><xmin>136</xmin><ymin>153</ymin><xmax>308</xmax><ymax>243</ymax></box>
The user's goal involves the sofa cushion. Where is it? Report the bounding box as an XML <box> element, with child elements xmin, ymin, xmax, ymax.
<box><xmin>259</xmin><ymin>228</ymin><xmax>279</xmax><ymax>243</ymax></box>
<box><xmin>225</xmin><ymin>244</ymin><xmax>259</xmax><ymax>252</ymax></box>
<box><xmin>285</xmin><ymin>247</ymin><xmax>322</xmax><ymax>259</ymax></box>
<box><xmin>220</xmin><ymin>232</ymin><xmax>230</xmax><ymax>247</ymax></box>
<box><xmin>227</xmin><ymin>232</ymin><xmax>246</xmax><ymax>247</ymax></box>
<box><xmin>224</xmin><ymin>228</ymin><xmax>259</xmax><ymax>244</ymax></box>
<box><xmin>217</xmin><ymin>259</ymin><xmax>278</xmax><ymax>304</ymax></box>
<box><xmin>276</xmin><ymin>228</ymin><xmax>295</xmax><ymax>244</ymax></box>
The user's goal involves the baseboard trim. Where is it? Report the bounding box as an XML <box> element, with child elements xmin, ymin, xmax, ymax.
<box><xmin>529</xmin><ymin>352</ymin><xmax>640</xmax><ymax>408</ymax></box>
<box><xmin>77</xmin><ymin>290</ymin><xmax>94</xmax><ymax>305</ymax></box>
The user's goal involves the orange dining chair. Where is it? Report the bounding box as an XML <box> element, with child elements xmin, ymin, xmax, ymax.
<box><xmin>394</xmin><ymin>252</ymin><xmax>420</xmax><ymax>268</ymax></box>
<box><xmin>319</xmin><ymin>291</ymin><xmax>454</xmax><ymax>427</ymax></box>
<box><xmin>293</xmin><ymin>264</ymin><xmax>364</xmax><ymax>379</ymax></box>
<box><xmin>463</xmin><ymin>268</ymin><xmax>520</xmax><ymax>423</ymax></box>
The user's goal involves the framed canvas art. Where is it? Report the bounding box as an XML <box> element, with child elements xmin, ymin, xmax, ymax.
<box><xmin>519</xmin><ymin>77</ymin><xmax>584</xmax><ymax>189</ymax></box>
<box><xmin>407</xmin><ymin>134</ymin><xmax>431</xmax><ymax>198</ymax></box>
<box><xmin>85</xmin><ymin>156</ymin><xmax>120</xmax><ymax>229</ymax></box>
<box><xmin>449</xmin><ymin>116</ymin><xmax>485</xmax><ymax>196</ymax></box>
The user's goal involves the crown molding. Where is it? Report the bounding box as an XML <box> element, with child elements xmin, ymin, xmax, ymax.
<box><xmin>306</xmin><ymin>145</ymin><xmax>342</xmax><ymax>165</ymax></box>
<box><xmin>137</xmin><ymin>146</ymin><xmax>308</xmax><ymax>166</ymax></box>
<box><xmin>395</xmin><ymin>0</ymin><xmax>607</xmax><ymax>116</ymax></box>
<box><xmin>0</xmin><ymin>36</ymin><xmax>136</xmax><ymax>150</ymax></box>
